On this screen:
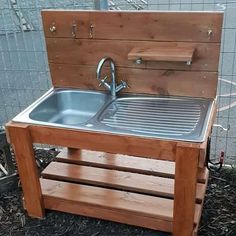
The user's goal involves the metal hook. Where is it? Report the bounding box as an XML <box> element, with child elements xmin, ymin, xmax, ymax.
<box><xmin>72</xmin><ymin>21</ymin><xmax>77</xmax><ymax>38</ymax></box>
<box><xmin>49</xmin><ymin>23</ymin><xmax>56</xmax><ymax>33</ymax></box>
<box><xmin>90</xmin><ymin>24</ymin><xmax>94</xmax><ymax>39</ymax></box>
<box><xmin>208</xmin><ymin>29</ymin><xmax>213</xmax><ymax>39</ymax></box>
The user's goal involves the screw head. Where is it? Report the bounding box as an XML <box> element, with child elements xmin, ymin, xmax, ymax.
<box><xmin>135</xmin><ymin>58</ymin><xmax>143</xmax><ymax>65</ymax></box>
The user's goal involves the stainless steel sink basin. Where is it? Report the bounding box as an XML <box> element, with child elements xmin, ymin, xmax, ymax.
<box><xmin>29</xmin><ymin>90</ymin><xmax>108</xmax><ymax>125</ymax></box>
<box><xmin>13</xmin><ymin>88</ymin><xmax>214</xmax><ymax>142</ymax></box>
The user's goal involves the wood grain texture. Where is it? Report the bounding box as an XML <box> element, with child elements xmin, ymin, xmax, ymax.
<box><xmin>42</xmin><ymin>11</ymin><xmax>223</xmax><ymax>42</ymax></box>
<box><xmin>57</xmin><ymin>148</ymin><xmax>209</xmax><ymax>183</ymax></box>
<box><xmin>50</xmin><ymin>64</ymin><xmax>218</xmax><ymax>98</ymax></box>
<box><xmin>41</xmin><ymin>178</ymin><xmax>202</xmax><ymax>233</ymax></box>
<box><xmin>41</xmin><ymin>178</ymin><xmax>173</xmax><ymax>220</ymax></box>
<box><xmin>42</xmin><ymin>178</ymin><xmax>172</xmax><ymax>232</ymax></box>
<box><xmin>173</xmin><ymin>145</ymin><xmax>199</xmax><ymax>236</ymax></box>
<box><xmin>42</xmin><ymin>11</ymin><xmax>222</xmax><ymax>98</ymax></box>
<box><xmin>193</xmin><ymin>169</ymin><xmax>209</xmax><ymax>235</ymax></box>
<box><xmin>29</xmin><ymin>125</ymin><xmax>179</xmax><ymax>161</ymax></box>
<box><xmin>6</xmin><ymin>123</ymin><xmax>44</xmax><ymax>218</ymax></box>
<box><xmin>46</xmin><ymin>39</ymin><xmax>220</xmax><ymax>71</ymax></box>
<box><xmin>6</xmin><ymin>120</ymin><xmax>207</xmax><ymax>233</ymax></box>
<box><xmin>41</xmin><ymin>161</ymin><xmax>205</xmax><ymax>202</ymax></box>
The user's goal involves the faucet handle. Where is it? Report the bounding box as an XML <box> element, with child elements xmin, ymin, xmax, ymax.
<box><xmin>121</xmin><ymin>80</ymin><xmax>129</xmax><ymax>89</ymax></box>
<box><xmin>116</xmin><ymin>80</ymin><xmax>129</xmax><ymax>93</ymax></box>
<box><xmin>99</xmin><ymin>76</ymin><xmax>108</xmax><ymax>87</ymax></box>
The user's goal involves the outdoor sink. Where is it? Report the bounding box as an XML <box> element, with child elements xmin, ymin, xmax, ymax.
<box><xmin>29</xmin><ymin>89</ymin><xmax>108</xmax><ymax>125</ymax></box>
<box><xmin>13</xmin><ymin>88</ymin><xmax>214</xmax><ymax>142</ymax></box>
<box><xmin>13</xmin><ymin>89</ymin><xmax>111</xmax><ymax>128</ymax></box>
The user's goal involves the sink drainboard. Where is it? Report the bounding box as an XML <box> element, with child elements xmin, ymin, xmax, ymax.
<box><xmin>100</xmin><ymin>99</ymin><xmax>202</xmax><ymax>137</ymax></box>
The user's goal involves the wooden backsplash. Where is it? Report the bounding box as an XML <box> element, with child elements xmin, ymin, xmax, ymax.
<box><xmin>42</xmin><ymin>10</ymin><xmax>223</xmax><ymax>98</ymax></box>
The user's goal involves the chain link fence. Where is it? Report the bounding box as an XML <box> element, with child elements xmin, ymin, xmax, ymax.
<box><xmin>0</xmin><ymin>0</ymin><xmax>236</xmax><ymax>165</ymax></box>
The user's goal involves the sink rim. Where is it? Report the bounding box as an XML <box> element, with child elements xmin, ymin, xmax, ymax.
<box><xmin>12</xmin><ymin>88</ymin><xmax>215</xmax><ymax>143</ymax></box>
<box><xmin>13</xmin><ymin>88</ymin><xmax>111</xmax><ymax>125</ymax></box>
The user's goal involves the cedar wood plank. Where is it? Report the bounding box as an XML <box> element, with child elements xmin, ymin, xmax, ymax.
<box><xmin>50</xmin><ymin>63</ymin><xmax>218</xmax><ymax>98</ymax></box>
<box><xmin>41</xmin><ymin>161</ymin><xmax>206</xmax><ymax>202</ymax></box>
<box><xmin>173</xmin><ymin>146</ymin><xmax>199</xmax><ymax>236</ymax></box>
<box><xmin>6</xmin><ymin>124</ymin><xmax>45</xmax><ymax>218</ymax></box>
<box><xmin>46</xmin><ymin>39</ymin><xmax>220</xmax><ymax>72</ymax></box>
<box><xmin>41</xmin><ymin>178</ymin><xmax>202</xmax><ymax>233</ymax></box>
<box><xmin>56</xmin><ymin>148</ymin><xmax>209</xmax><ymax>183</ymax></box>
<box><xmin>42</xmin><ymin>11</ymin><xmax>223</xmax><ymax>43</ymax></box>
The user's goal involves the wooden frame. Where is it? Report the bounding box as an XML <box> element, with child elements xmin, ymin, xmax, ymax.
<box><xmin>6</xmin><ymin>10</ymin><xmax>223</xmax><ymax>236</ymax></box>
<box><xmin>6</xmin><ymin>115</ymin><xmax>213</xmax><ymax>236</ymax></box>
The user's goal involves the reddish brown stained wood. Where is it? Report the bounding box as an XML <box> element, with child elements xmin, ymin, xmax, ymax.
<box><xmin>46</xmin><ymin>39</ymin><xmax>220</xmax><ymax>72</ymax></box>
<box><xmin>42</xmin><ymin>11</ymin><xmax>90</xmax><ymax>39</ymax></box>
<box><xmin>9</xmin><ymin>7</ymin><xmax>219</xmax><ymax>228</ymax></box>
<box><xmin>44</xmin><ymin>194</ymin><xmax>172</xmax><ymax>232</ymax></box>
<box><xmin>193</xmin><ymin>169</ymin><xmax>209</xmax><ymax>235</ymax></box>
<box><xmin>6</xmin><ymin>123</ymin><xmax>44</xmax><ymax>218</ymax></box>
<box><xmin>41</xmin><ymin>161</ymin><xmax>205</xmax><ymax>202</ymax></box>
<box><xmin>50</xmin><ymin>64</ymin><xmax>218</xmax><ymax>98</ymax></box>
<box><xmin>57</xmin><ymin>148</ymin><xmax>208</xmax><ymax>183</ymax></box>
<box><xmin>42</xmin><ymin>11</ymin><xmax>223</xmax><ymax>43</ymax></box>
<box><xmin>128</xmin><ymin>46</ymin><xmax>195</xmax><ymax>63</ymax></box>
<box><xmin>41</xmin><ymin>179</ymin><xmax>202</xmax><ymax>233</ymax></box>
<box><xmin>41</xmin><ymin>178</ymin><xmax>173</xmax><ymax>220</ymax></box>
<box><xmin>58</xmin><ymin>148</ymin><xmax>176</xmax><ymax>177</ymax></box>
<box><xmin>29</xmin><ymin>124</ymin><xmax>178</xmax><ymax>161</ymax></box>
<box><xmin>42</xmin><ymin>11</ymin><xmax>222</xmax><ymax>98</ymax></box>
<box><xmin>5</xmin><ymin>119</ymin><xmax>207</xmax><ymax>233</ymax></box>
<box><xmin>173</xmin><ymin>145</ymin><xmax>199</xmax><ymax>236</ymax></box>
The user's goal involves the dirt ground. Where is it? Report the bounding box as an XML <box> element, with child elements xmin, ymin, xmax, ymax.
<box><xmin>0</xmin><ymin>150</ymin><xmax>235</xmax><ymax>236</ymax></box>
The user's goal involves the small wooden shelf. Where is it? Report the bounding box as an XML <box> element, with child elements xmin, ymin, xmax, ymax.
<box><xmin>40</xmin><ymin>148</ymin><xmax>209</xmax><ymax>234</ymax></box>
<box><xmin>128</xmin><ymin>46</ymin><xmax>195</xmax><ymax>65</ymax></box>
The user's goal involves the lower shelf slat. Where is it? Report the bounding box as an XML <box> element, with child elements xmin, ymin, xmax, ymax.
<box><xmin>41</xmin><ymin>178</ymin><xmax>201</xmax><ymax>233</ymax></box>
<box><xmin>42</xmin><ymin>161</ymin><xmax>205</xmax><ymax>203</ymax></box>
<box><xmin>57</xmin><ymin>148</ymin><xmax>208</xmax><ymax>183</ymax></box>
<box><xmin>40</xmin><ymin>148</ymin><xmax>208</xmax><ymax>234</ymax></box>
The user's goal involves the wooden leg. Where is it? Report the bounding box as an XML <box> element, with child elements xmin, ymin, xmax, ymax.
<box><xmin>173</xmin><ymin>145</ymin><xmax>199</xmax><ymax>236</ymax></box>
<box><xmin>6</xmin><ymin>123</ymin><xmax>45</xmax><ymax>218</ymax></box>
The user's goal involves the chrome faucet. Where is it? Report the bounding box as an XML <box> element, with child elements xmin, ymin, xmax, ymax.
<box><xmin>96</xmin><ymin>57</ymin><xmax>128</xmax><ymax>98</ymax></box>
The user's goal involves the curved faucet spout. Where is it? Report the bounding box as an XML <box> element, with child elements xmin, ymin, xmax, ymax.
<box><xmin>96</xmin><ymin>57</ymin><xmax>115</xmax><ymax>80</ymax></box>
<box><xmin>96</xmin><ymin>57</ymin><xmax>128</xmax><ymax>98</ymax></box>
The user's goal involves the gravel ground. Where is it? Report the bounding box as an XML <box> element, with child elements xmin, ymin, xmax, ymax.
<box><xmin>0</xmin><ymin>150</ymin><xmax>236</xmax><ymax>236</ymax></box>
<box><xmin>199</xmin><ymin>167</ymin><xmax>236</xmax><ymax>236</ymax></box>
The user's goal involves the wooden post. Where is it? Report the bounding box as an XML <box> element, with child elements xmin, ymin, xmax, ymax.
<box><xmin>173</xmin><ymin>144</ymin><xmax>199</xmax><ymax>236</ymax></box>
<box><xmin>6</xmin><ymin>123</ymin><xmax>45</xmax><ymax>218</ymax></box>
